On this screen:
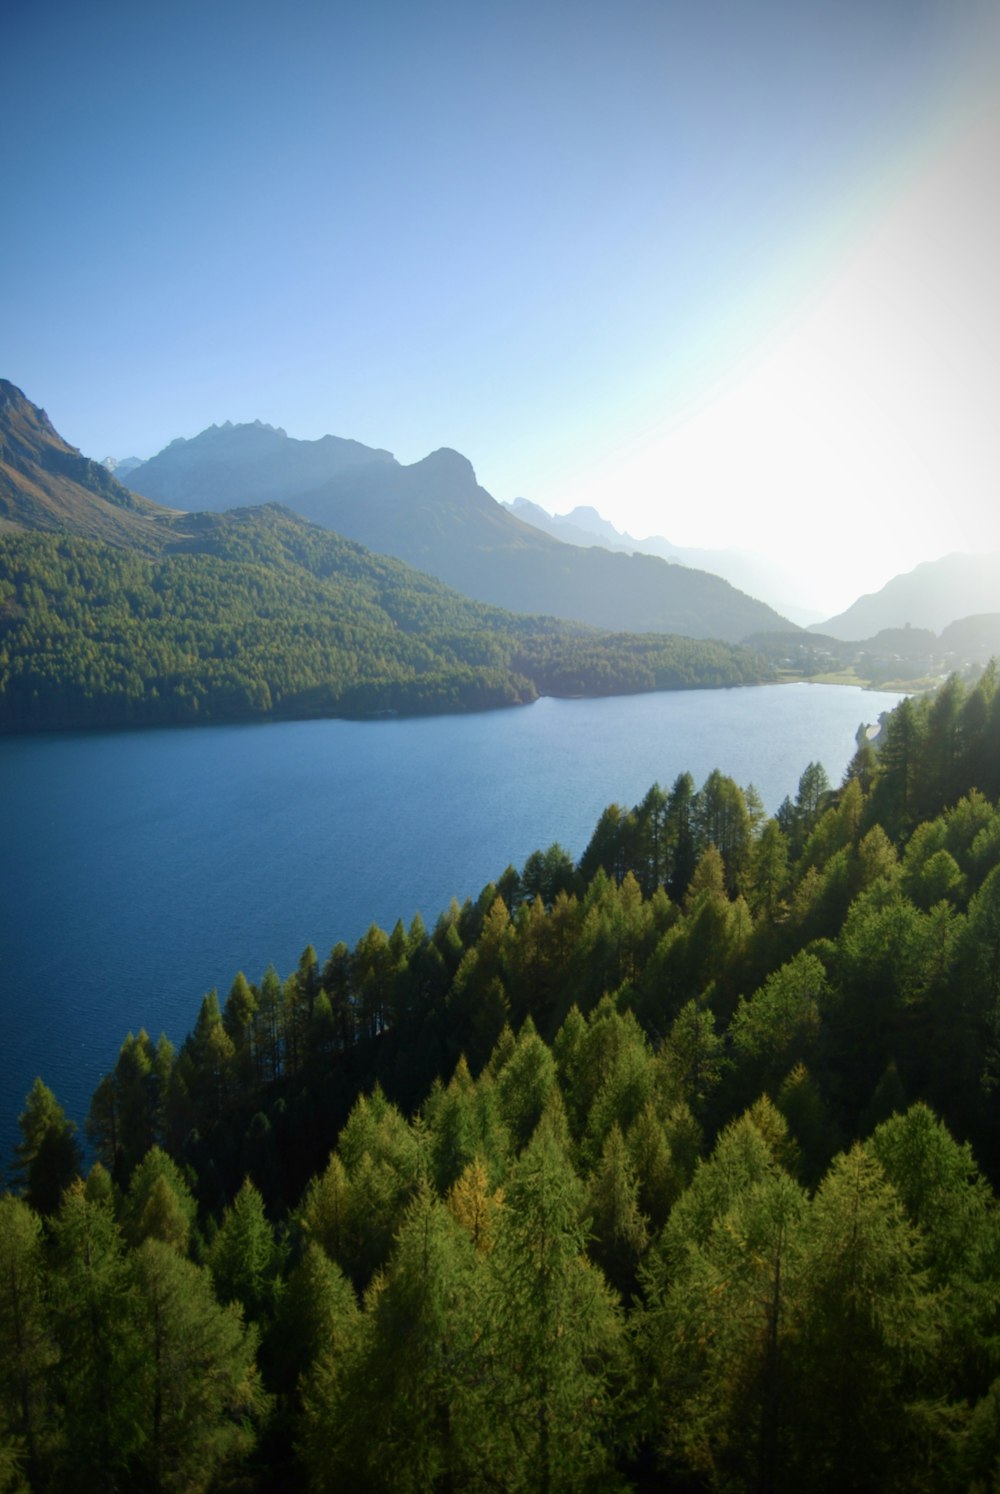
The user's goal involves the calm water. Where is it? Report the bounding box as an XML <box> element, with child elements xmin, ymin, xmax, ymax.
<box><xmin>0</xmin><ymin>683</ymin><xmax>903</xmax><ymax>1164</ymax></box>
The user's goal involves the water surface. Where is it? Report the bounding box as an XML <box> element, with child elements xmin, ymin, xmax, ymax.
<box><xmin>0</xmin><ymin>683</ymin><xmax>902</xmax><ymax>1161</ymax></box>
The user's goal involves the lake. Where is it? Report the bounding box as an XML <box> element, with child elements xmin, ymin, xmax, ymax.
<box><xmin>0</xmin><ymin>682</ymin><xmax>903</xmax><ymax>1165</ymax></box>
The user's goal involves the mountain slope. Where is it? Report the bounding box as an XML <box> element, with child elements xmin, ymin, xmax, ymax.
<box><xmin>129</xmin><ymin>418</ymin><xmax>394</xmax><ymax>509</ymax></box>
<box><xmin>0</xmin><ymin>384</ymin><xmax>773</xmax><ymax>731</ymax></box>
<box><xmin>814</xmin><ymin>552</ymin><xmax>1000</xmax><ymax>640</ymax></box>
<box><xmin>0</xmin><ymin>380</ymin><xmax>174</xmax><ymax>551</ymax></box>
<box><xmin>129</xmin><ymin>424</ymin><xmax>795</xmax><ymax>642</ymax></box>
<box><xmin>505</xmin><ymin>496</ymin><xmax>824</xmax><ymax>625</ymax></box>
<box><xmin>0</xmin><ymin>508</ymin><xmax>771</xmax><ymax>732</ymax></box>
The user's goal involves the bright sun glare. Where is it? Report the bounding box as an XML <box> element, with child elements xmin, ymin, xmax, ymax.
<box><xmin>537</xmin><ymin>107</ymin><xmax>1000</xmax><ymax>618</ymax></box>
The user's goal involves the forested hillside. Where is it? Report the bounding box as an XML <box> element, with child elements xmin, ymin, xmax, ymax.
<box><xmin>6</xmin><ymin>669</ymin><xmax>1000</xmax><ymax>1491</ymax></box>
<box><xmin>0</xmin><ymin>513</ymin><xmax>769</xmax><ymax>732</ymax></box>
<box><xmin>125</xmin><ymin>417</ymin><xmax>795</xmax><ymax>642</ymax></box>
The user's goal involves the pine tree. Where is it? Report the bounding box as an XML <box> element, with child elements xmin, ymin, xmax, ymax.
<box><xmin>495</xmin><ymin>1018</ymin><xmax>559</xmax><ymax>1152</ymax></box>
<box><xmin>445</xmin><ymin>1155</ymin><xmax>504</xmax><ymax>1254</ymax></box>
<box><xmin>297</xmin><ymin>1152</ymin><xmax>352</xmax><ymax>1268</ymax></box>
<box><xmin>869</xmin><ymin>1104</ymin><xmax>1000</xmax><ymax>1400</ymax></box>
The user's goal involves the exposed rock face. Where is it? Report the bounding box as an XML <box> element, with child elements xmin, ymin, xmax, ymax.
<box><xmin>0</xmin><ymin>381</ymin><xmax>173</xmax><ymax>549</ymax></box>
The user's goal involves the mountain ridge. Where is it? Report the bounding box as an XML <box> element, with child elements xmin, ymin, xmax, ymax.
<box><xmin>0</xmin><ymin>379</ymin><xmax>174</xmax><ymax>550</ymax></box>
<box><xmin>0</xmin><ymin>381</ymin><xmax>774</xmax><ymax>731</ymax></box>
<box><xmin>127</xmin><ymin>418</ymin><xmax>796</xmax><ymax>643</ymax></box>
<box><xmin>812</xmin><ymin>552</ymin><xmax>1000</xmax><ymax>639</ymax></box>
<box><xmin>504</xmin><ymin>496</ymin><xmax>826</xmax><ymax>625</ymax></box>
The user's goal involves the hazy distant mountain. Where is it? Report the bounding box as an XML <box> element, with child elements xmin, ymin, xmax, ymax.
<box><xmin>506</xmin><ymin>495</ymin><xmax>677</xmax><ymax>557</ymax></box>
<box><xmin>505</xmin><ymin>498</ymin><xmax>627</xmax><ymax>552</ymax></box>
<box><xmin>939</xmin><ymin>613</ymin><xmax>1000</xmax><ymax>663</ymax></box>
<box><xmin>130</xmin><ymin>423</ymin><xmax>794</xmax><ymax>642</ymax></box>
<box><xmin>505</xmin><ymin>497</ymin><xmax>823</xmax><ymax>626</ymax></box>
<box><xmin>0</xmin><ymin>385</ymin><xmax>776</xmax><ymax>731</ymax></box>
<box><xmin>813</xmin><ymin>553</ymin><xmax>1000</xmax><ymax>640</ymax></box>
<box><xmin>102</xmin><ymin>455</ymin><xmax>144</xmax><ymax>480</ymax></box>
<box><xmin>128</xmin><ymin>420</ymin><xmax>394</xmax><ymax>510</ymax></box>
<box><xmin>0</xmin><ymin>380</ymin><xmax>172</xmax><ymax>550</ymax></box>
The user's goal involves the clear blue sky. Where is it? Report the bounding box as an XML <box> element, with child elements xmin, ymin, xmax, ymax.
<box><xmin>6</xmin><ymin>0</ymin><xmax>999</xmax><ymax>610</ymax></box>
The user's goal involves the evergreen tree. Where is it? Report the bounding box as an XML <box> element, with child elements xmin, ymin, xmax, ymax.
<box><xmin>665</xmin><ymin>770</ymin><xmax>698</xmax><ymax>899</ymax></box>
<box><xmin>298</xmin><ymin>1152</ymin><xmax>352</xmax><ymax>1268</ymax></box>
<box><xmin>223</xmin><ymin>971</ymin><xmax>259</xmax><ymax>1090</ymax></box>
<box><xmin>0</xmin><ymin>1198</ymin><xmax>58</xmax><ymax>1485</ymax></box>
<box><xmin>642</xmin><ymin>1136</ymin><xmax>808</xmax><ymax>1491</ymax></box>
<box><xmin>445</xmin><ymin>1155</ymin><xmax>504</xmax><ymax>1254</ymax></box>
<box><xmin>787</xmin><ymin>1144</ymin><xmax>944</xmax><ymax>1490</ymax></box>
<box><xmin>13</xmin><ymin>1079</ymin><xmax>81</xmax><ymax>1215</ymax></box>
<box><xmin>495</xmin><ymin>1018</ymin><xmax>559</xmax><ymax>1152</ymax></box>
<box><xmin>869</xmin><ymin>1104</ymin><xmax>1000</xmax><ymax>1399</ymax></box>
<box><xmin>300</xmin><ymin>1183</ymin><xmax>482</xmax><ymax>1491</ymax></box>
<box><xmin>659</xmin><ymin>998</ymin><xmax>725</xmax><ymax>1113</ymax></box>
<box><xmin>133</xmin><ymin>1238</ymin><xmax>263</xmax><ymax>1491</ymax></box>
<box><xmin>275</xmin><ymin>1239</ymin><xmax>359</xmax><ymax>1394</ymax></box>
<box><xmin>624</xmin><ymin>1100</ymin><xmax>688</xmax><ymax>1231</ymax></box>
<box><xmin>587</xmin><ymin>1123</ymin><xmax>649</xmax><ymax>1297</ymax></box>
<box><xmin>123</xmin><ymin>1146</ymin><xmax>197</xmax><ymax>1250</ymax></box>
<box><xmin>480</xmin><ymin>1114</ymin><xmax>627</xmax><ymax>1490</ymax></box>
<box><xmin>729</xmin><ymin>950</ymin><xmax>827</xmax><ymax>1104</ymax></box>
<box><xmin>48</xmin><ymin>1181</ymin><xmax>145</xmax><ymax>1490</ymax></box>
<box><xmin>207</xmin><ymin>1177</ymin><xmax>279</xmax><ymax>1323</ymax></box>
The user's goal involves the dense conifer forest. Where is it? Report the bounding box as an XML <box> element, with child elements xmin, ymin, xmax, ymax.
<box><xmin>0</xmin><ymin>513</ymin><xmax>769</xmax><ymax>732</ymax></box>
<box><xmin>5</xmin><ymin>668</ymin><xmax>1000</xmax><ymax>1490</ymax></box>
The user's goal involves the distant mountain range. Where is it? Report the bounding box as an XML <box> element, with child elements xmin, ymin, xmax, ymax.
<box><xmin>11</xmin><ymin>376</ymin><xmax>995</xmax><ymax>663</ymax></box>
<box><xmin>0</xmin><ymin>380</ymin><xmax>774</xmax><ymax>731</ymax></box>
<box><xmin>126</xmin><ymin>421</ymin><xmax>794</xmax><ymax>643</ymax></box>
<box><xmin>504</xmin><ymin>497</ymin><xmax>825</xmax><ymax>626</ymax></box>
<box><xmin>813</xmin><ymin>552</ymin><xmax>1000</xmax><ymax>640</ymax></box>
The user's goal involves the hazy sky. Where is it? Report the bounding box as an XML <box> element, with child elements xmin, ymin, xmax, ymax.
<box><xmin>6</xmin><ymin>0</ymin><xmax>999</xmax><ymax>614</ymax></box>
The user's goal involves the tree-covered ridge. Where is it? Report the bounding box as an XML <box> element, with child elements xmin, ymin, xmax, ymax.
<box><xmin>0</xmin><ymin>511</ymin><xmax>769</xmax><ymax>731</ymax></box>
<box><xmin>6</xmin><ymin>669</ymin><xmax>1000</xmax><ymax>1490</ymax></box>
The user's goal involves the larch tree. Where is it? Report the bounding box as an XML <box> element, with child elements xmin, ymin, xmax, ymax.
<box><xmin>786</xmin><ymin>1144</ymin><xmax>944</xmax><ymax>1491</ymax></box>
<box><xmin>48</xmin><ymin>1181</ymin><xmax>146</xmax><ymax>1491</ymax></box>
<box><xmin>207</xmin><ymin>1177</ymin><xmax>279</xmax><ymax>1325</ymax></box>
<box><xmin>479</xmin><ymin>1113</ymin><xmax>628</xmax><ymax>1491</ymax></box>
<box><xmin>132</xmin><ymin>1238</ymin><xmax>264</xmax><ymax>1492</ymax></box>
<box><xmin>300</xmin><ymin>1182</ymin><xmax>483</xmax><ymax>1491</ymax></box>
<box><xmin>13</xmin><ymin>1078</ymin><xmax>81</xmax><ymax>1216</ymax></box>
<box><xmin>0</xmin><ymin>1197</ymin><xmax>58</xmax><ymax>1486</ymax></box>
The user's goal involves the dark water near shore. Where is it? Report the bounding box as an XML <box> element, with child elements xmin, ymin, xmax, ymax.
<box><xmin>0</xmin><ymin>682</ymin><xmax>903</xmax><ymax>1165</ymax></box>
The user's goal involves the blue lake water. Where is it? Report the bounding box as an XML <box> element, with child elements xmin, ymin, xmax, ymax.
<box><xmin>0</xmin><ymin>682</ymin><xmax>903</xmax><ymax>1165</ymax></box>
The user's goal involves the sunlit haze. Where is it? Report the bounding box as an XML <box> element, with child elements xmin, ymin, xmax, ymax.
<box><xmin>6</xmin><ymin>0</ymin><xmax>999</xmax><ymax>618</ymax></box>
